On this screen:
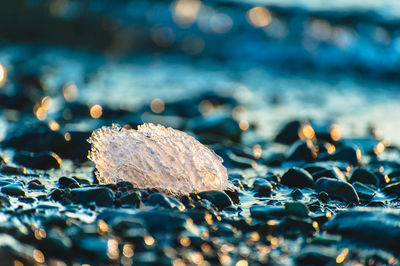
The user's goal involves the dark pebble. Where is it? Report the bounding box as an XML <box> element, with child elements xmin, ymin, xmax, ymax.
<box><xmin>27</xmin><ymin>179</ymin><xmax>45</xmax><ymax>190</ymax></box>
<box><xmin>315</xmin><ymin>177</ymin><xmax>359</xmax><ymax>204</ymax></box>
<box><xmin>146</xmin><ymin>192</ymin><xmax>185</xmax><ymax>211</ymax></box>
<box><xmin>252</xmin><ymin>178</ymin><xmax>272</xmax><ymax>197</ymax></box>
<box><xmin>311</xmin><ymin>167</ymin><xmax>345</xmax><ymax>182</ymax></box>
<box><xmin>58</xmin><ymin>176</ymin><xmax>80</xmax><ymax>188</ymax></box>
<box><xmin>318</xmin><ymin>144</ymin><xmax>361</xmax><ymax>166</ymax></box>
<box><xmin>286</xmin><ymin>140</ymin><xmax>317</xmax><ymax>162</ymax></box>
<box><xmin>324</xmin><ymin>208</ymin><xmax>400</xmax><ymax>251</ymax></box>
<box><xmin>348</xmin><ymin>167</ymin><xmax>379</xmax><ymax>188</ymax></box>
<box><xmin>382</xmin><ymin>181</ymin><xmax>400</xmax><ymax>196</ymax></box>
<box><xmin>250</xmin><ymin>205</ymin><xmax>286</xmax><ymax>220</ymax></box>
<box><xmin>120</xmin><ymin>191</ymin><xmax>141</xmax><ymax>206</ymax></box>
<box><xmin>197</xmin><ymin>190</ymin><xmax>233</xmax><ymax>210</ymax></box>
<box><xmin>274</xmin><ymin>120</ymin><xmax>303</xmax><ymax>145</ymax></box>
<box><xmin>69</xmin><ymin>187</ymin><xmax>114</xmax><ymax>207</ymax></box>
<box><xmin>352</xmin><ymin>182</ymin><xmax>376</xmax><ymax>201</ymax></box>
<box><xmin>1</xmin><ymin>183</ymin><xmax>25</xmax><ymax>197</ymax></box>
<box><xmin>13</xmin><ymin>151</ymin><xmax>62</xmax><ymax>170</ymax></box>
<box><xmin>0</xmin><ymin>165</ymin><xmax>26</xmax><ymax>175</ymax></box>
<box><xmin>280</xmin><ymin>167</ymin><xmax>315</xmax><ymax>189</ymax></box>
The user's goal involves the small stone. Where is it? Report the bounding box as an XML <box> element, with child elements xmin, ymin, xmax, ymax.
<box><xmin>27</xmin><ymin>179</ymin><xmax>45</xmax><ymax>190</ymax></box>
<box><xmin>252</xmin><ymin>179</ymin><xmax>273</xmax><ymax>197</ymax></box>
<box><xmin>0</xmin><ymin>165</ymin><xmax>26</xmax><ymax>175</ymax></box>
<box><xmin>58</xmin><ymin>176</ymin><xmax>80</xmax><ymax>188</ymax></box>
<box><xmin>120</xmin><ymin>191</ymin><xmax>141</xmax><ymax>206</ymax></box>
<box><xmin>382</xmin><ymin>182</ymin><xmax>400</xmax><ymax>196</ymax></box>
<box><xmin>1</xmin><ymin>183</ymin><xmax>25</xmax><ymax>197</ymax></box>
<box><xmin>69</xmin><ymin>187</ymin><xmax>114</xmax><ymax>207</ymax></box>
<box><xmin>315</xmin><ymin>177</ymin><xmax>359</xmax><ymax>204</ymax></box>
<box><xmin>352</xmin><ymin>182</ymin><xmax>376</xmax><ymax>201</ymax></box>
<box><xmin>348</xmin><ymin>168</ymin><xmax>379</xmax><ymax>188</ymax></box>
<box><xmin>312</xmin><ymin>167</ymin><xmax>346</xmax><ymax>182</ymax></box>
<box><xmin>147</xmin><ymin>192</ymin><xmax>185</xmax><ymax>211</ymax></box>
<box><xmin>250</xmin><ymin>205</ymin><xmax>286</xmax><ymax>220</ymax></box>
<box><xmin>285</xmin><ymin>201</ymin><xmax>310</xmax><ymax>218</ymax></box>
<box><xmin>13</xmin><ymin>151</ymin><xmax>62</xmax><ymax>170</ymax></box>
<box><xmin>197</xmin><ymin>190</ymin><xmax>233</xmax><ymax>210</ymax></box>
<box><xmin>274</xmin><ymin>120</ymin><xmax>303</xmax><ymax>145</ymax></box>
<box><xmin>280</xmin><ymin>167</ymin><xmax>315</xmax><ymax>189</ymax></box>
<box><xmin>286</xmin><ymin>140</ymin><xmax>317</xmax><ymax>162</ymax></box>
<box><xmin>319</xmin><ymin>144</ymin><xmax>361</xmax><ymax>166</ymax></box>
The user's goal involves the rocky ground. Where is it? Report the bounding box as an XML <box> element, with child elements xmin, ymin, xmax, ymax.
<box><xmin>1</xmin><ymin>54</ymin><xmax>400</xmax><ymax>265</ymax></box>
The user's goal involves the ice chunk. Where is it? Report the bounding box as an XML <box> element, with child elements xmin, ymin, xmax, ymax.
<box><xmin>88</xmin><ymin>123</ymin><xmax>234</xmax><ymax>194</ymax></box>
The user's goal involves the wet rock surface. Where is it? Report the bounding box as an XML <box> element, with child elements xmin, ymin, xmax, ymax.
<box><xmin>0</xmin><ymin>49</ymin><xmax>399</xmax><ymax>265</ymax></box>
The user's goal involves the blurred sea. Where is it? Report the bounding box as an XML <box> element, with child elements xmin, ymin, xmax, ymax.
<box><xmin>0</xmin><ymin>0</ymin><xmax>399</xmax><ymax>143</ymax></box>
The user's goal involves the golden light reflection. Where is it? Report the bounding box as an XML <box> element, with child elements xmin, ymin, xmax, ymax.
<box><xmin>41</xmin><ymin>96</ymin><xmax>53</xmax><ymax>109</ymax></box>
<box><xmin>0</xmin><ymin>64</ymin><xmax>6</xmax><ymax>86</ymax></box>
<box><xmin>107</xmin><ymin>239</ymin><xmax>119</xmax><ymax>260</ymax></box>
<box><xmin>236</xmin><ymin>260</ymin><xmax>248</xmax><ymax>266</ymax></box>
<box><xmin>64</xmin><ymin>132</ymin><xmax>71</xmax><ymax>141</ymax></box>
<box><xmin>336</xmin><ymin>248</ymin><xmax>349</xmax><ymax>263</ymax></box>
<box><xmin>239</xmin><ymin>120</ymin><xmax>250</xmax><ymax>131</ymax></box>
<box><xmin>267</xmin><ymin>220</ymin><xmax>277</xmax><ymax>226</ymax></box>
<box><xmin>298</xmin><ymin>124</ymin><xmax>315</xmax><ymax>140</ymax></box>
<box><xmin>250</xmin><ymin>232</ymin><xmax>260</xmax><ymax>241</ymax></box>
<box><xmin>326</xmin><ymin>143</ymin><xmax>336</xmax><ymax>154</ymax></box>
<box><xmin>253</xmin><ymin>144</ymin><xmax>262</xmax><ymax>159</ymax></box>
<box><xmin>247</xmin><ymin>7</ymin><xmax>272</xmax><ymax>28</ymax></box>
<box><xmin>123</xmin><ymin>244</ymin><xmax>134</xmax><ymax>258</ymax></box>
<box><xmin>330</xmin><ymin>124</ymin><xmax>342</xmax><ymax>141</ymax></box>
<box><xmin>180</xmin><ymin>237</ymin><xmax>191</xmax><ymax>247</ymax></box>
<box><xmin>90</xmin><ymin>104</ymin><xmax>103</xmax><ymax>119</ymax></box>
<box><xmin>34</xmin><ymin>105</ymin><xmax>47</xmax><ymax>121</ymax></box>
<box><xmin>48</xmin><ymin>120</ymin><xmax>60</xmax><ymax>131</ymax></box>
<box><xmin>374</xmin><ymin>142</ymin><xmax>385</xmax><ymax>154</ymax></box>
<box><xmin>312</xmin><ymin>221</ymin><xmax>319</xmax><ymax>229</ymax></box>
<box><xmin>98</xmin><ymin>219</ymin><xmax>109</xmax><ymax>234</ymax></box>
<box><xmin>34</xmin><ymin>229</ymin><xmax>47</xmax><ymax>240</ymax></box>
<box><xmin>150</xmin><ymin>98</ymin><xmax>165</xmax><ymax>113</ymax></box>
<box><xmin>63</xmin><ymin>82</ymin><xmax>78</xmax><ymax>102</ymax></box>
<box><xmin>172</xmin><ymin>0</ymin><xmax>201</xmax><ymax>28</ymax></box>
<box><xmin>33</xmin><ymin>249</ymin><xmax>45</xmax><ymax>264</ymax></box>
<box><xmin>14</xmin><ymin>260</ymin><xmax>24</xmax><ymax>266</ymax></box>
<box><xmin>219</xmin><ymin>254</ymin><xmax>231</xmax><ymax>265</ymax></box>
<box><xmin>144</xmin><ymin>235</ymin><xmax>155</xmax><ymax>246</ymax></box>
<box><xmin>173</xmin><ymin>258</ymin><xmax>186</xmax><ymax>266</ymax></box>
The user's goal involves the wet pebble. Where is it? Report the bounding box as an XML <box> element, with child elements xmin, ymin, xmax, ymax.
<box><xmin>1</xmin><ymin>183</ymin><xmax>25</xmax><ymax>197</ymax></box>
<box><xmin>348</xmin><ymin>167</ymin><xmax>379</xmax><ymax>188</ymax></box>
<box><xmin>13</xmin><ymin>151</ymin><xmax>62</xmax><ymax>170</ymax></box>
<box><xmin>315</xmin><ymin>177</ymin><xmax>359</xmax><ymax>204</ymax></box>
<box><xmin>280</xmin><ymin>167</ymin><xmax>315</xmax><ymax>189</ymax></box>
<box><xmin>69</xmin><ymin>187</ymin><xmax>114</xmax><ymax>207</ymax></box>
<box><xmin>197</xmin><ymin>190</ymin><xmax>233</xmax><ymax>210</ymax></box>
<box><xmin>146</xmin><ymin>192</ymin><xmax>185</xmax><ymax>211</ymax></box>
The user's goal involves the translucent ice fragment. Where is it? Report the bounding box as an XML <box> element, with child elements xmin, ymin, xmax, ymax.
<box><xmin>88</xmin><ymin>123</ymin><xmax>234</xmax><ymax>194</ymax></box>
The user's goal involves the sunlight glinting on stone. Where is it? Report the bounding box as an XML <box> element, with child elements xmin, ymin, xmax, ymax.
<box><xmin>172</xmin><ymin>0</ymin><xmax>201</xmax><ymax>28</ymax></box>
<box><xmin>63</xmin><ymin>82</ymin><xmax>78</xmax><ymax>102</ymax></box>
<box><xmin>0</xmin><ymin>64</ymin><xmax>6</xmax><ymax>86</ymax></box>
<box><xmin>247</xmin><ymin>7</ymin><xmax>272</xmax><ymax>28</ymax></box>
<box><xmin>90</xmin><ymin>104</ymin><xmax>103</xmax><ymax>119</ymax></box>
<box><xmin>150</xmin><ymin>98</ymin><xmax>165</xmax><ymax>113</ymax></box>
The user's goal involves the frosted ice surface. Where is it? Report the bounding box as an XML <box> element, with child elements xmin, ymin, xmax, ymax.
<box><xmin>88</xmin><ymin>123</ymin><xmax>234</xmax><ymax>194</ymax></box>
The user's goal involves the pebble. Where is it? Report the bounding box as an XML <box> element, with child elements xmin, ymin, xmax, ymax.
<box><xmin>1</xmin><ymin>183</ymin><xmax>25</xmax><ymax>197</ymax></box>
<box><xmin>252</xmin><ymin>178</ymin><xmax>272</xmax><ymax>197</ymax></box>
<box><xmin>197</xmin><ymin>190</ymin><xmax>233</xmax><ymax>210</ymax></box>
<box><xmin>250</xmin><ymin>205</ymin><xmax>286</xmax><ymax>220</ymax></box>
<box><xmin>280</xmin><ymin>167</ymin><xmax>315</xmax><ymax>189</ymax></box>
<box><xmin>348</xmin><ymin>167</ymin><xmax>379</xmax><ymax>188</ymax></box>
<box><xmin>286</xmin><ymin>140</ymin><xmax>317</xmax><ymax>162</ymax></box>
<box><xmin>13</xmin><ymin>151</ymin><xmax>62</xmax><ymax>170</ymax></box>
<box><xmin>324</xmin><ymin>208</ymin><xmax>400</xmax><ymax>251</ymax></box>
<box><xmin>146</xmin><ymin>192</ymin><xmax>185</xmax><ymax>211</ymax></box>
<box><xmin>315</xmin><ymin>177</ymin><xmax>359</xmax><ymax>204</ymax></box>
<box><xmin>284</xmin><ymin>201</ymin><xmax>310</xmax><ymax>218</ymax></box>
<box><xmin>69</xmin><ymin>187</ymin><xmax>114</xmax><ymax>207</ymax></box>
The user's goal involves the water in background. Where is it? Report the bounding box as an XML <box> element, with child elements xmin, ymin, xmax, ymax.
<box><xmin>0</xmin><ymin>0</ymin><xmax>399</xmax><ymax>143</ymax></box>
